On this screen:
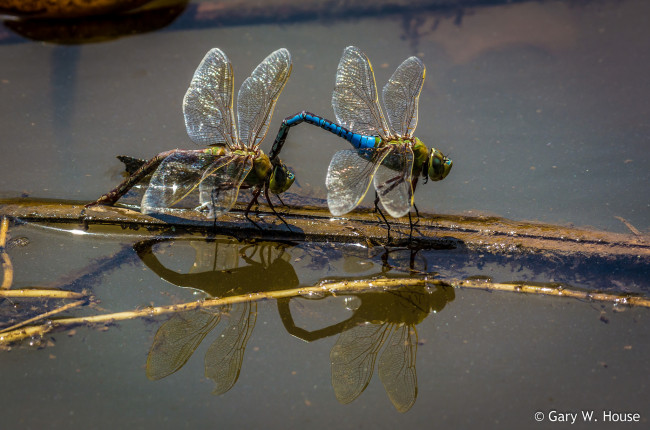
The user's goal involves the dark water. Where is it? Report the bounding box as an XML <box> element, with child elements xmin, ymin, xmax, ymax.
<box><xmin>0</xmin><ymin>0</ymin><xmax>649</xmax><ymax>428</ymax></box>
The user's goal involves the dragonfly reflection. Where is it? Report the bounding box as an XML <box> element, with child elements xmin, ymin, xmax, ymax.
<box><xmin>278</xmin><ymin>280</ymin><xmax>454</xmax><ymax>412</ymax></box>
<box><xmin>138</xmin><ymin>238</ymin><xmax>297</xmax><ymax>394</ymax></box>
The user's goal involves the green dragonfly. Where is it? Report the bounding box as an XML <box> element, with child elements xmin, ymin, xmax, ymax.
<box><xmin>273</xmin><ymin>46</ymin><xmax>452</xmax><ymax>222</ymax></box>
<box><xmin>89</xmin><ymin>48</ymin><xmax>295</xmax><ymax>222</ymax></box>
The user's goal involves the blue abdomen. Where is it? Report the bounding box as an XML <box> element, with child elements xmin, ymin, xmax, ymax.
<box><xmin>286</xmin><ymin>111</ymin><xmax>376</xmax><ymax>149</ymax></box>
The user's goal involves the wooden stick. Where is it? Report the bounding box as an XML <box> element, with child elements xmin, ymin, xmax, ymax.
<box><xmin>1</xmin><ymin>217</ymin><xmax>12</xmax><ymax>289</ymax></box>
<box><xmin>0</xmin><ymin>252</ymin><xmax>11</xmax><ymax>290</ymax></box>
<box><xmin>454</xmin><ymin>279</ymin><xmax>650</xmax><ymax>307</ymax></box>
<box><xmin>0</xmin><ymin>289</ymin><xmax>87</xmax><ymax>299</ymax></box>
<box><xmin>0</xmin><ymin>216</ymin><xmax>8</xmax><ymax>248</ymax></box>
<box><xmin>1</xmin><ymin>277</ymin><xmax>648</xmax><ymax>346</ymax></box>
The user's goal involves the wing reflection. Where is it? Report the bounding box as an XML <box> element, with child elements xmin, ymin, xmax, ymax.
<box><xmin>138</xmin><ymin>237</ymin><xmax>297</xmax><ymax>395</ymax></box>
<box><xmin>146</xmin><ymin>308</ymin><xmax>221</xmax><ymax>381</ymax></box>
<box><xmin>137</xmin><ymin>236</ymin><xmax>453</xmax><ymax>408</ymax></box>
<box><xmin>204</xmin><ymin>301</ymin><xmax>257</xmax><ymax>395</ymax></box>
<box><xmin>279</xmin><ymin>281</ymin><xmax>454</xmax><ymax>412</ymax></box>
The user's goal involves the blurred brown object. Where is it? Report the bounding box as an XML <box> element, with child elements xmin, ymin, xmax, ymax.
<box><xmin>0</xmin><ymin>0</ymin><xmax>154</xmax><ymax>19</ymax></box>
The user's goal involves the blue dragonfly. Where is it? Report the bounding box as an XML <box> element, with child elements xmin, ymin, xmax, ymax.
<box><xmin>88</xmin><ymin>48</ymin><xmax>295</xmax><ymax>225</ymax></box>
<box><xmin>273</xmin><ymin>46</ymin><xmax>452</xmax><ymax>224</ymax></box>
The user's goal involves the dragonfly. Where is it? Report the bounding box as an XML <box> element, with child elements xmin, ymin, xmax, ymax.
<box><xmin>272</xmin><ymin>46</ymin><xmax>452</xmax><ymax>225</ymax></box>
<box><xmin>88</xmin><ymin>48</ymin><xmax>295</xmax><ymax>224</ymax></box>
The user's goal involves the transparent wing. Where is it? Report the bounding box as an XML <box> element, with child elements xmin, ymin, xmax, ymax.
<box><xmin>330</xmin><ymin>322</ymin><xmax>391</xmax><ymax>405</ymax></box>
<box><xmin>141</xmin><ymin>150</ymin><xmax>225</xmax><ymax>214</ymax></box>
<box><xmin>332</xmin><ymin>46</ymin><xmax>390</xmax><ymax>138</ymax></box>
<box><xmin>382</xmin><ymin>56</ymin><xmax>425</xmax><ymax>138</ymax></box>
<box><xmin>183</xmin><ymin>48</ymin><xmax>238</xmax><ymax>147</ymax></box>
<box><xmin>326</xmin><ymin>146</ymin><xmax>393</xmax><ymax>216</ymax></box>
<box><xmin>146</xmin><ymin>309</ymin><xmax>222</xmax><ymax>381</ymax></box>
<box><xmin>373</xmin><ymin>144</ymin><xmax>414</xmax><ymax>218</ymax></box>
<box><xmin>198</xmin><ymin>155</ymin><xmax>253</xmax><ymax>218</ymax></box>
<box><xmin>237</xmin><ymin>48</ymin><xmax>292</xmax><ymax>148</ymax></box>
<box><xmin>204</xmin><ymin>302</ymin><xmax>257</xmax><ymax>395</ymax></box>
<box><xmin>378</xmin><ymin>325</ymin><xmax>418</xmax><ymax>413</ymax></box>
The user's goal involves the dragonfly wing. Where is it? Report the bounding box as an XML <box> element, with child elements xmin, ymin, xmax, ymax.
<box><xmin>382</xmin><ymin>56</ymin><xmax>425</xmax><ymax>138</ymax></box>
<box><xmin>141</xmin><ymin>150</ymin><xmax>221</xmax><ymax>214</ymax></box>
<box><xmin>373</xmin><ymin>144</ymin><xmax>414</xmax><ymax>218</ymax></box>
<box><xmin>146</xmin><ymin>309</ymin><xmax>221</xmax><ymax>381</ymax></box>
<box><xmin>237</xmin><ymin>48</ymin><xmax>292</xmax><ymax>148</ymax></box>
<box><xmin>198</xmin><ymin>155</ymin><xmax>254</xmax><ymax>217</ymax></box>
<box><xmin>205</xmin><ymin>302</ymin><xmax>257</xmax><ymax>395</ymax></box>
<box><xmin>377</xmin><ymin>325</ymin><xmax>418</xmax><ymax>413</ymax></box>
<box><xmin>332</xmin><ymin>46</ymin><xmax>390</xmax><ymax>137</ymax></box>
<box><xmin>330</xmin><ymin>322</ymin><xmax>391</xmax><ymax>404</ymax></box>
<box><xmin>326</xmin><ymin>146</ymin><xmax>392</xmax><ymax>216</ymax></box>
<box><xmin>184</xmin><ymin>48</ymin><xmax>238</xmax><ymax>147</ymax></box>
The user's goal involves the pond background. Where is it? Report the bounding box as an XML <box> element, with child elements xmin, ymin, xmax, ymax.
<box><xmin>0</xmin><ymin>0</ymin><xmax>648</xmax><ymax>428</ymax></box>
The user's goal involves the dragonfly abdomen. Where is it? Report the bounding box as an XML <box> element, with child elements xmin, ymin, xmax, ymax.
<box><xmin>282</xmin><ymin>111</ymin><xmax>377</xmax><ymax>149</ymax></box>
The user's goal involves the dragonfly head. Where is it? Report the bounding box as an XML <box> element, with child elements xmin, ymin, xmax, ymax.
<box><xmin>269</xmin><ymin>161</ymin><xmax>295</xmax><ymax>194</ymax></box>
<box><xmin>427</xmin><ymin>148</ymin><xmax>452</xmax><ymax>181</ymax></box>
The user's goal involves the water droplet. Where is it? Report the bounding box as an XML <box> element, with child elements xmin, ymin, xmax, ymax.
<box><xmin>299</xmin><ymin>290</ymin><xmax>325</xmax><ymax>299</ymax></box>
<box><xmin>343</xmin><ymin>296</ymin><xmax>361</xmax><ymax>311</ymax></box>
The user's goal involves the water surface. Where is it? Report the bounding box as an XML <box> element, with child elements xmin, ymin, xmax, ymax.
<box><xmin>0</xmin><ymin>0</ymin><xmax>648</xmax><ymax>428</ymax></box>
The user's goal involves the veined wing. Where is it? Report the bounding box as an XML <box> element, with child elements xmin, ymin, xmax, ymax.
<box><xmin>377</xmin><ymin>324</ymin><xmax>418</xmax><ymax>413</ymax></box>
<box><xmin>141</xmin><ymin>150</ymin><xmax>225</xmax><ymax>214</ymax></box>
<box><xmin>332</xmin><ymin>46</ymin><xmax>390</xmax><ymax>138</ymax></box>
<box><xmin>326</xmin><ymin>146</ymin><xmax>393</xmax><ymax>216</ymax></box>
<box><xmin>238</xmin><ymin>48</ymin><xmax>292</xmax><ymax>148</ymax></box>
<box><xmin>373</xmin><ymin>144</ymin><xmax>414</xmax><ymax>218</ymax></box>
<box><xmin>183</xmin><ymin>48</ymin><xmax>238</xmax><ymax>147</ymax></box>
<box><xmin>330</xmin><ymin>322</ymin><xmax>391</xmax><ymax>405</ymax></box>
<box><xmin>198</xmin><ymin>154</ymin><xmax>254</xmax><ymax>218</ymax></box>
<box><xmin>204</xmin><ymin>302</ymin><xmax>257</xmax><ymax>395</ymax></box>
<box><xmin>146</xmin><ymin>309</ymin><xmax>222</xmax><ymax>381</ymax></box>
<box><xmin>382</xmin><ymin>56</ymin><xmax>425</xmax><ymax>139</ymax></box>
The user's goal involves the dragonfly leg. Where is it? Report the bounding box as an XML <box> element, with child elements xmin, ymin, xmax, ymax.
<box><xmin>374</xmin><ymin>192</ymin><xmax>391</xmax><ymax>242</ymax></box>
<box><xmin>86</xmin><ymin>149</ymin><xmax>179</xmax><ymax>207</ymax></box>
<box><xmin>249</xmin><ymin>189</ymin><xmax>261</xmax><ymax>214</ymax></box>
<box><xmin>244</xmin><ymin>187</ymin><xmax>264</xmax><ymax>231</ymax></box>
<box><xmin>264</xmin><ymin>186</ymin><xmax>292</xmax><ymax>231</ymax></box>
<box><xmin>275</xmin><ymin>193</ymin><xmax>287</xmax><ymax>207</ymax></box>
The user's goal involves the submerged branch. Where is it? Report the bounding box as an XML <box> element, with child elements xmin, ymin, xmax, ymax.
<box><xmin>1</xmin><ymin>198</ymin><xmax>648</xmax><ymax>260</ymax></box>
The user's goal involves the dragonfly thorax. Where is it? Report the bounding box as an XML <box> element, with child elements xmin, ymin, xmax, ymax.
<box><xmin>411</xmin><ymin>137</ymin><xmax>429</xmax><ymax>173</ymax></box>
<box><xmin>252</xmin><ymin>151</ymin><xmax>272</xmax><ymax>185</ymax></box>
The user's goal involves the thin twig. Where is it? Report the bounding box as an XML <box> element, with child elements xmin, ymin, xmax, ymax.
<box><xmin>1</xmin><ymin>252</ymin><xmax>12</xmax><ymax>290</ymax></box>
<box><xmin>454</xmin><ymin>279</ymin><xmax>650</xmax><ymax>307</ymax></box>
<box><xmin>1</xmin><ymin>277</ymin><xmax>648</xmax><ymax>346</ymax></box>
<box><xmin>0</xmin><ymin>217</ymin><xmax>8</xmax><ymax>248</ymax></box>
<box><xmin>1</xmin><ymin>217</ymin><xmax>12</xmax><ymax>289</ymax></box>
<box><xmin>0</xmin><ymin>289</ymin><xmax>87</xmax><ymax>299</ymax></box>
<box><xmin>0</xmin><ymin>325</ymin><xmax>52</xmax><ymax>345</ymax></box>
<box><xmin>614</xmin><ymin>216</ymin><xmax>642</xmax><ymax>236</ymax></box>
<box><xmin>0</xmin><ymin>299</ymin><xmax>86</xmax><ymax>334</ymax></box>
